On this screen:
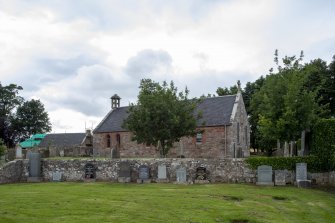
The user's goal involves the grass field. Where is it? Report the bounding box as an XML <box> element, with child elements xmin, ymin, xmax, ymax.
<box><xmin>0</xmin><ymin>183</ymin><xmax>334</xmax><ymax>223</ymax></box>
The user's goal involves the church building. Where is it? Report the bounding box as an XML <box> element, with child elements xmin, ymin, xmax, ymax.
<box><xmin>93</xmin><ymin>89</ymin><xmax>250</xmax><ymax>158</ymax></box>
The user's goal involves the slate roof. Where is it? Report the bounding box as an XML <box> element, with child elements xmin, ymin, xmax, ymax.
<box><xmin>38</xmin><ymin>133</ymin><xmax>86</xmax><ymax>147</ymax></box>
<box><xmin>94</xmin><ymin>95</ymin><xmax>237</xmax><ymax>133</ymax></box>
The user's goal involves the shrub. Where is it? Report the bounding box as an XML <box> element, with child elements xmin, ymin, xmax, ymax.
<box><xmin>311</xmin><ymin>118</ymin><xmax>335</xmax><ymax>170</ymax></box>
<box><xmin>0</xmin><ymin>139</ymin><xmax>7</xmax><ymax>157</ymax></box>
<box><xmin>245</xmin><ymin>156</ymin><xmax>328</xmax><ymax>172</ymax></box>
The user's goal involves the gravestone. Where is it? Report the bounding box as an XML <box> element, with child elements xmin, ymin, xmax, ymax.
<box><xmin>274</xmin><ymin>170</ymin><xmax>286</xmax><ymax>186</ymax></box>
<box><xmin>52</xmin><ymin>171</ymin><xmax>62</xmax><ymax>182</ymax></box>
<box><xmin>283</xmin><ymin>142</ymin><xmax>289</xmax><ymax>157</ymax></box>
<box><xmin>84</xmin><ymin>163</ymin><xmax>96</xmax><ymax>180</ymax></box>
<box><xmin>296</xmin><ymin>163</ymin><xmax>311</xmax><ymax>188</ymax></box>
<box><xmin>256</xmin><ymin>165</ymin><xmax>274</xmax><ymax>186</ymax></box>
<box><xmin>118</xmin><ymin>161</ymin><xmax>131</xmax><ymax>183</ymax></box>
<box><xmin>157</xmin><ymin>165</ymin><xmax>168</xmax><ymax>183</ymax></box>
<box><xmin>59</xmin><ymin>150</ymin><xmax>64</xmax><ymax>157</ymax></box>
<box><xmin>111</xmin><ymin>148</ymin><xmax>118</xmax><ymax>159</ymax></box>
<box><xmin>27</xmin><ymin>152</ymin><xmax>41</xmax><ymax>182</ymax></box>
<box><xmin>15</xmin><ymin>145</ymin><xmax>22</xmax><ymax>159</ymax></box>
<box><xmin>194</xmin><ymin>166</ymin><xmax>209</xmax><ymax>184</ymax></box>
<box><xmin>137</xmin><ymin>165</ymin><xmax>151</xmax><ymax>183</ymax></box>
<box><xmin>176</xmin><ymin>167</ymin><xmax>187</xmax><ymax>183</ymax></box>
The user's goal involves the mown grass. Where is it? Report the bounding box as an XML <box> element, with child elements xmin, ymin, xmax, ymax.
<box><xmin>0</xmin><ymin>183</ymin><xmax>334</xmax><ymax>223</ymax></box>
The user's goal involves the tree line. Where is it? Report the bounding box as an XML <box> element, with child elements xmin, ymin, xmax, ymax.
<box><xmin>0</xmin><ymin>83</ymin><xmax>51</xmax><ymax>150</ymax></box>
<box><xmin>216</xmin><ymin>51</ymin><xmax>335</xmax><ymax>155</ymax></box>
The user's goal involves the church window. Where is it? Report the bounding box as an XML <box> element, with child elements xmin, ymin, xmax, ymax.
<box><xmin>196</xmin><ymin>133</ymin><xmax>202</xmax><ymax>144</ymax></box>
<box><xmin>106</xmin><ymin>135</ymin><xmax>111</xmax><ymax>148</ymax></box>
<box><xmin>237</xmin><ymin>123</ymin><xmax>240</xmax><ymax>143</ymax></box>
<box><xmin>116</xmin><ymin>134</ymin><xmax>121</xmax><ymax>148</ymax></box>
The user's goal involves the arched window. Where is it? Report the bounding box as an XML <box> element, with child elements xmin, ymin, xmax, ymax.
<box><xmin>106</xmin><ymin>135</ymin><xmax>111</xmax><ymax>148</ymax></box>
<box><xmin>116</xmin><ymin>134</ymin><xmax>121</xmax><ymax>148</ymax></box>
<box><xmin>237</xmin><ymin>123</ymin><xmax>240</xmax><ymax>143</ymax></box>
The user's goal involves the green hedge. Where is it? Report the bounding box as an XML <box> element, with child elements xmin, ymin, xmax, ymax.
<box><xmin>245</xmin><ymin>156</ymin><xmax>329</xmax><ymax>172</ymax></box>
<box><xmin>311</xmin><ymin>118</ymin><xmax>335</xmax><ymax>170</ymax></box>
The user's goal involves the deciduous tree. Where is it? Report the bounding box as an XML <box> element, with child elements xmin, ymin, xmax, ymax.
<box><xmin>124</xmin><ymin>79</ymin><xmax>201</xmax><ymax>157</ymax></box>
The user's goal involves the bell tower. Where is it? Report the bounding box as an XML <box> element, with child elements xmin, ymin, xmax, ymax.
<box><xmin>111</xmin><ymin>94</ymin><xmax>121</xmax><ymax>110</ymax></box>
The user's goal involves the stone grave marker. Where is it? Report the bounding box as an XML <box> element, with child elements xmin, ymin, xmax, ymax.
<box><xmin>27</xmin><ymin>152</ymin><xmax>41</xmax><ymax>182</ymax></box>
<box><xmin>157</xmin><ymin>165</ymin><xmax>168</xmax><ymax>183</ymax></box>
<box><xmin>176</xmin><ymin>167</ymin><xmax>187</xmax><ymax>183</ymax></box>
<box><xmin>15</xmin><ymin>145</ymin><xmax>22</xmax><ymax>159</ymax></box>
<box><xmin>137</xmin><ymin>165</ymin><xmax>151</xmax><ymax>183</ymax></box>
<box><xmin>256</xmin><ymin>165</ymin><xmax>274</xmax><ymax>186</ymax></box>
<box><xmin>195</xmin><ymin>166</ymin><xmax>209</xmax><ymax>184</ymax></box>
<box><xmin>274</xmin><ymin>170</ymin><xmax>286</xmax><ymax>186</ymax></box>
<box><xmin>84</xmin><ymin>163</ymin><xmax>96</xmax><ymax>180</ymax></box>
<box><xmin>296</xmin><ymin>163</ymin><xmax>311</xmax><ymax>188</ymax></box>
<box><xmin>111</xmin><ymin>148</ymin><xmax>117</xmax><ymax>159</ymax></box>
<box><xmin>52</xmin><ymin>171</ymin><xmax>62</xmax><ymax>182</ymax></box>
<box><xmin>158</xmin><ymin>165</ymin><xmax>167</xmax><ymax>179</ymax></box>
<box><xmin>118</xmin><ymin>161</ymin><xmax>131</xmax><ymax>183</ymax></box>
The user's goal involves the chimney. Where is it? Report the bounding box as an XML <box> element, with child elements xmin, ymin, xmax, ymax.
<box><xmin>111</xmin><ymin>94</ymin><xmax>121</xmax><ymax>110</ymax></box>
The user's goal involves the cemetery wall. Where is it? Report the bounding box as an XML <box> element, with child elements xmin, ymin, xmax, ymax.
<box><xmin>41</xmin><ymin>158</ymin><xmax>255</xmax><ymax>183</ymax></box>
<box><xmin>1</xmin><ymin>158</ymin><xmax>335</xmax><ymax>186</ymax></box>
<box><xmin>0</xmin><ymin>160</ymin><xmax>27</xmax><ymax>184</ymax></box>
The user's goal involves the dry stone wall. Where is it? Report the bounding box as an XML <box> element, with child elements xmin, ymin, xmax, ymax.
<box><xmin>1</xmin><ymin>158</ymin><xmax>335</xmax><ymax>186</ymax></box>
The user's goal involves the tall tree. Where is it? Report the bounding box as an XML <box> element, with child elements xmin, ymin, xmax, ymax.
<box><xmin>250</xmin><ymin>52</ymin><xmax>323</xmax><ymax>155</ymax></box>
<box><xmin>124</xmin><ymin>79</ymin><xmax>201</xmax><ymax>157</ymax></box>
<box><xmin>216</xmin><ymin>85</ymin><xmax>238</xmax><ymax>96</ymax></box>
<box><xmin>243</xmin><ymin>76</ymin><xmax>265</xmax><ymax>150</ymax></box>
<box><xmin>0</xmin><ymin>138</ymin><xmax>6</xmax><ymax>157</ymax></box>
<box><xmin>11</xmin><ymin>99</ymin><xmax>52</xmax><ymax>140</ymax></box>
<box><xmin>0</xmin><ymin>83</ymin><xmax>23</xmax><ymax>147</ymax></box>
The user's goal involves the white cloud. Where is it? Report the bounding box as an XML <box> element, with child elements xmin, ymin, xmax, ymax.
<box><xmin>0</xmin><ymin>0</ymin><xmax>334</xmax><ymax>132</ymax></box>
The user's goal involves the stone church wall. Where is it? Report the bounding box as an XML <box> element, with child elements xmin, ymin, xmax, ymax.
<box><xmin>93</xmin><ymin>126</ymin><xmax>230</xmax><ymax>158</ymax></box>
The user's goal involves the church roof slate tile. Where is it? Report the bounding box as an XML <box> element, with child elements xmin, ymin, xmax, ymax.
<box><xmin>93</xmin><ymin>95</ymin><xmax>236</xmax><ymax>133</ymax></box>
<box><xmin>38</xmin><ymin>133</ymin><xmax>86</xmax><ymax>147</ymax></box>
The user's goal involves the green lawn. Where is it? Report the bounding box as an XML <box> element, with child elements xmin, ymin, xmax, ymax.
<box><xmin>0</xmin><ymin>183</ymin><xmax>334</xmax><ymax>223</ymax></box>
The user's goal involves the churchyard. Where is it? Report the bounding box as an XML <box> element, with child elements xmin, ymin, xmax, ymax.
<box><xmin>0</xmin><ymin>182</ymin><xmax>334</xmax><ymax>223</ymax></box>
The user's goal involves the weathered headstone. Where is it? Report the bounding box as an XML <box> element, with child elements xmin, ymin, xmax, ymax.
<box><xmin>157</xmin><ymin>165</ymin><xmax>168</xmax><ymax>183</ymax></box>
<box><xmin>52</xmin><ymin>171</ymin><xmax>62</xmax><ymax>182</ymax></box>
<box><xmin>296</xmin><ymin>163</ymin><xmax>311</xmax><ymax>188</ymax></box>
<box><xmin>111</xmin><ymin>148</ymin><xmax>117</xmax><ymax>159</ymax></box>
<box><xmin>256</xmin><ymin>165</ymin><xmax>274</xmax><ymax>186</ymax></box>
<box><xmin>137</xmin><ymin>165</ymin><xmax>150</xmax><ymax>183</ymax></box>
<box><xmin>27</xmin><ymin>152</ymin><xmax>41</xmax><ymax>182</ymax></box>
<box><xmin>158</xmin><ymin>165</ymin><xmax>167</xmax><ymax>179</ymax></box>
<box><xmin>283</xmin><ymin>141</ymin><xmax>289</xmax><ymax>157</ymax></box>
<box><xmin>118</xmin><ymin>161</ymin><xmax>131</xmax><ymax>183</ymax></box>
<box><xmin>274</xmin><ymin>170</ymin><xmax>286</xmax><ymax>186</ymax></box>
<box><xmin>84</xmin><ymin>163</ymin><xmax>96</xmax><ymax>180</ymax></box>
<box><xmin>298</xmin><ymin>130</ymin><xmax>305</xmax><ymax>156</ymax></box>
<box><xmin>176</xmin><ymin>167</ymin><xmax>187</xmax><ymax>183</ymax></box>
<box><xmin>15</xmin><ymin>145</ymin><xmax>22</xmax><ymax>159</ymax></box>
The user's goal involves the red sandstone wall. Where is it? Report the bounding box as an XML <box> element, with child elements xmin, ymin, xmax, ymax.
<box><xmin>93</xmin><ymin>126</ymin><xmax>228</xmax><ymax>158</ymax></box>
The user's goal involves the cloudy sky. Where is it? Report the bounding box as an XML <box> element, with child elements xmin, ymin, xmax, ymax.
<box><xmin>1</xmin><ymin>0</ymin><xmax>334</xmax><ymax>133</ymax></box>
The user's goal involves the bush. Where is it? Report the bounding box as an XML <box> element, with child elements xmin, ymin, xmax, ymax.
<box><xmin>245</xmin><ymin>156</ymin><xmax>329</xmax><ymax>172</ymax></box>
<box><xmin>311</xmin><ymin>118</ymin><xmax>335</xmax><ymax>170</ymax></box>
<box><xmin>0</xmin><ymin>139</ymin><xmax>7</xmax><ymax>157</ymax></box>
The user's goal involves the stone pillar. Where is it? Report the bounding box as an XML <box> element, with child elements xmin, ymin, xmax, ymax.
<box><xmin>283</xmin><ymin>141</ymin><xmax>289</xmax><ymax>157</ymax></box>
<box><xmin>299</xmin><ymin>130</ymin><xmax>306</xmax><ymax>156</ymax></box>
<box><xmin>289</xmin><ymin>141</ymin><xmax>293</xmax><ymax>157</ymax></box>
<box><xmin>15</xmin><ymin>145</ymin><xmax>22</xmax><ymax>159</ymax></box>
